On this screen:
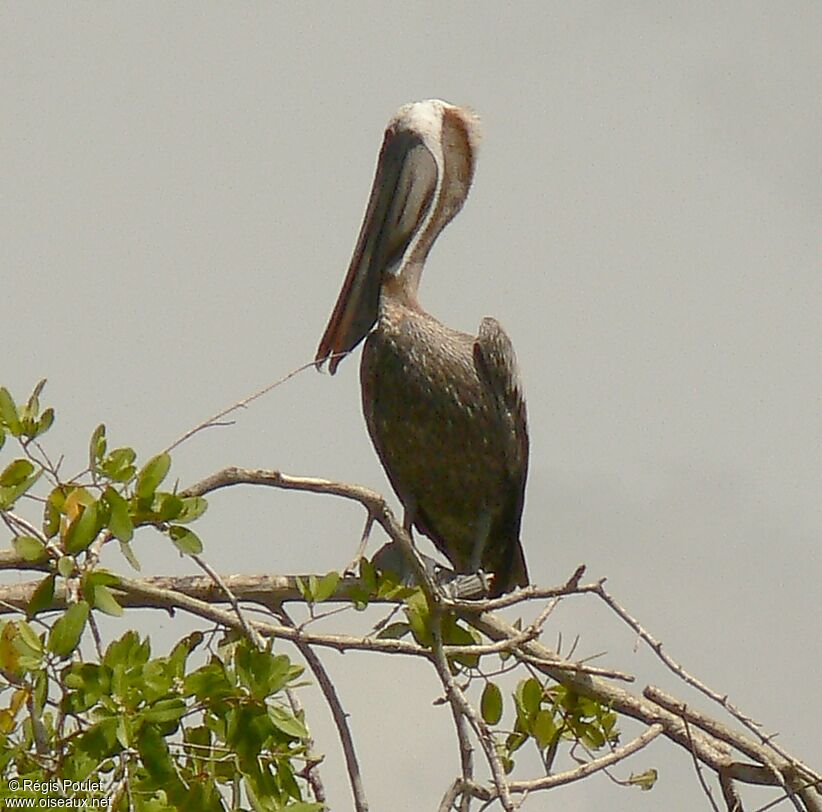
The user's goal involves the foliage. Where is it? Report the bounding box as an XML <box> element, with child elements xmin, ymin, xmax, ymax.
<box><xmin>0</xmin><ymin>382</ymin><xmax>320</xmax><ymax>810</ymax></box>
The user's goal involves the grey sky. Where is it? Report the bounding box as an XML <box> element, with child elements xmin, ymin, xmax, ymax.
<box><xmin>3</xmin><ymin>3</ymin><xmax>820</xmax><ymax>810</ymax></box>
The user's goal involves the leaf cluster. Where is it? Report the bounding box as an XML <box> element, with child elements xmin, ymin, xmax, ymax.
<box><xmin>0</xmin><ymin>624</ymin><xmax>320</xmax><ymax>810</ymax></box>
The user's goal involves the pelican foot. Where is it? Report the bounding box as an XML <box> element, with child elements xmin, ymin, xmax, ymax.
<box><xmin>371</xmin><ymin>543</ymin><xmax>491</xmax><ymax>599</ymax></box>
<box><xmin>436</xmin><ymin>570</ymin><xmax>492</xmax><ymax>600</ymax></box>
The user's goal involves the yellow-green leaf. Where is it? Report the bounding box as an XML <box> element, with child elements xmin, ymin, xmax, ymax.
<box><xmin>627</xmin><ymin>768</ymin><xmax>658</xmax><ymax>791</ymax></box>
<box><xmin>314</xmin><ymin>571</ymin><xmax>341</xmax><ymax>603</ymax></box>
<box><xmin>13</xmin><ymin>535</ymin><xmax>46</xmax><ymax>562</ymax></box>
<box><xmin>533</xmin><ymin>709</ymin><xmax>557</xmax><ymax>749</ymax></box>
<box><xmin>48</xmin><ymin>601</ymin><xmax>90</xmax><ymax>657</ymax></box>
<box><xmin>92</xmin><ymin>585</ymin><xmax>123</xmax><ymax>617</ymax></box>
<box><xmin>0</xmin><ymin>459</ymin><xmax>34</xmax><ymax>487</ymax></box>
<box><xmin>136</xmin><ymin>452</ymin><xmax>171</xmax><ymax>499</ymax></box>
<box><xmin>64</xmin><ymin>501</ymin><xmax>101</xmax><ymax>553</ymax></box>
<box><xmin>168</xmin><ymin>525</ymin><xmax>203</xmax><ymax>555</ymax></box>
<box><xmin>104</xmin><ymin>487</ymin><xmax>133</xmax><ymax>542</ymax></box>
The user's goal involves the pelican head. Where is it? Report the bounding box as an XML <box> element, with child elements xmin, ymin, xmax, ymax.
<box><xmin>316</xmin><ymin>99</ymin><xmax>481</xmax><ymax>373</ymax></box>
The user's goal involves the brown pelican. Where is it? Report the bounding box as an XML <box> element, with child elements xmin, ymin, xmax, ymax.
<box><xmin>315</xmin><ymin>100</ymin><xmax>528</xmax><ymax>597</ymax></box>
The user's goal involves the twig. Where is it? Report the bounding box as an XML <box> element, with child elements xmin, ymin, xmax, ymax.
<box><xmin>164</xmin><ymin>360</ymin><xmax>320</xmax><ymax>454</ymax></box>
<box><xmin>459</xmin><ymin>723</ymin><xmax>663</xmax><ymax>802</ymax></box>
<box><xmin>191</xmin><ymin>554</ymin><xmax>265</xmax><ymax>649</ymax></box>
<box><xmin>683</xmin><ymin>715</ymin><xmax>722</xmax><ymax>812</ymax></box>
<box><xmin>278</xmin><ymin>608</ymin><xmax>368</xmax><ymax>812</ymax></box>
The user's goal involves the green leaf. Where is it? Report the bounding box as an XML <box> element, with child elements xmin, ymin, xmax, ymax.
<box><xmin>313</xmin><ymin>570</ymin><xmax>340</xmax><ymax>603</ymax></box>
<box><xmin>13</xmin><ymin>535</ymin><xmax>46</xmax><ymax>562</ymax></box>
<box><xmin>360</xmin><ymin>557</ymin><xmax>378</xmax><ymax>593</ymax></box>
<box><xmin>26</xmin><ymin>574</ymin><xmax>56</xmax><ymax>618</ymax></box>
<box><xmin>295</xmin><ymin>575</ymin><xmax>312</xmax><ymax>602</ymax></box>
<box><xmin>155</xmin><ymin>492</ymin><xmax>183</xmax><ymax>521</ymax></box>
<box><xmin>268</xmin><ymin>705</ymin><xmax>308</xmax><ymax>739</ymax></box>
<box><xmin>92</xmin><ymin>585</ymin><xmax>123</xmax><ymax>617</ymax></box>
<box><xmin>0</xmin><ymin>459</ymin><xmax>34</xmax><ymax>487</ymax></box>
<box><xmin>168</xmin><ymin>525</ymin><xmax>203</xmax><ymax>555</ymax></box>
<box><xmin>627</xmin><ymin>768</ymin><xmax>658</xmax><ymax>791</ymax></box>
<box><xmin>533</xmin><ymin>708</ymin><xmax>557</xmax><ymax>749</ymax></box>
<box><xmin>136</xmin><ymin>452</ymin><xmax>171</xmax><ymax>499</ymax></box>
<box><xmin>35</xmin><ymin>407</ymin><xmax>55</xmax><ymax>438</ymax></box>
<box><xmin>0</xmin><ymin>465</ymin><xmax>42</xmax><ymax>510</ymax></box>
<box><xmin>64</xmin><ymin>501</ymin><xmax>102</xmax><ymax>553</ymax></box>
<box><xmin>0</xmin><ymin>388</ymin><xmax>20</xmax><ymax>433</ymax></box>
<box><xmin>142</xmin><ymin>697</ymin><xmax>187</xmax><ymax>725</ymax></box>
<box><xmin>404</xmin><ymin>592</ymin><xmax>432</xmax><ymax>645</ymax></box>
<box><xmin>520</xmin><ymin>677</ymin><xmax>543</xmax><ymax>716</ymax></box>
<box><xmin>48</xmin><ymin>601</ymin><xmax>90</xmax><ymax>657</ymax></box>
<box><xmin>104</xmin><ymin>487</ymin><xmax>133</xmax><ymax>542</ymax></box>
<box><xmin>8</xmin><ymin>620</ymin><xmax>43</xmax><ymax>672</ymax></box>
<box><xmin>137</xmin><ymin>723</ymin><xmax>176</xmax><ymax>780</ymax></box>
<box><xmin>43</xmin><ymin>486</ymin><xmax>67</xmax><ymax>539</ymax></box>
<box><xmin>27</xmin><ymin>378</ymin><xmax>47</xmax><ymax>410</ymax></box>
<box><xmin>57</xmin><ymin>556</ymin><xmax>74</xmax><ymax>578</ymax></box>
<box><xmin>176</xmin><ymin>495</ymin><xmax>208</xmax><ymax>523</ymax></box>
<box><xmin>119</xmin><ymin>540</ymin><xmax>141</xmax><ymax>571</ymax></box>
<box><xmin>481</xmin><ymin>682</ymin><xmax>503</xmax><ymax>725</ymax></box>
<box><xmin>100</xmin><ymin>446</ymin><xmax>137</xmax><ymax>482</ymax></box>
<box><xmin>376</xmin><ymin>622</ymin><xmax>411</xmax><ymax>640</ymax></box>
<box><xmin>89</xmin><ymin>423</ymin><xmax>107</xmax><ymax>468</ymax></box>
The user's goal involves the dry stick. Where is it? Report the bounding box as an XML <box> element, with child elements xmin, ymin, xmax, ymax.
<box><xmin>3</xmin><ymin>575</ymin><xmax>815</xmax><ymax>807</ymax></box>
<box><xmin>278</xmin><ymin>607</ymin><xmax>368</xmax><ymax>812</ymax></box>
<box><xmin>448</xmin><ymin>564</ymin><xmax>589</xmax><ymax>613</ymax></box>
<box><xmin>429</xmin><ymin>615</ymin><xmax>513</xmax><ymax>812</ymax></box>
<box><xmin>164</xmin><ymin>359</ymin><xmax>323</xmax><ymax>455</ymax></box>
<box><xmin>0</xmin><ymin>574</ymin><xmax>631</xmax><ymax>684</ymax></box>
<box><xmin>438</xmin><ymin>778</ymin><xmax>464</xmax><ymax>812</ymax></box>
<box><xmin>592</xmin><ymin>582</ymin><xmax>821</xmax><ymax>790</ymax></box>
<box><xmin>755</xmin><ymin>782</ymin><xmax>822</xmax><ymax>812</ymax></box>
<box><xmin>8</xmin><ymin>462</ymin><xmax>818</xmax><ymax>805</ymax></box>
<box><xmin>683</xmin><ymin>715</ymin><xmax>723</xmax><ymax>812</ymax></box>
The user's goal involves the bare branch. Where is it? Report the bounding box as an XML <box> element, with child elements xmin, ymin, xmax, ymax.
<box><xmin>592</xmin><ymin>581</ymin><xmax>822</xmax><ymax>791</ymax></box>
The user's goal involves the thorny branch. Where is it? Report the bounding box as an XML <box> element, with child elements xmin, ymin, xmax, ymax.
<box><xmin>1</xmin><ymin>466</ymin><xmax>819</xmax><ymax>810</ymax></box>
